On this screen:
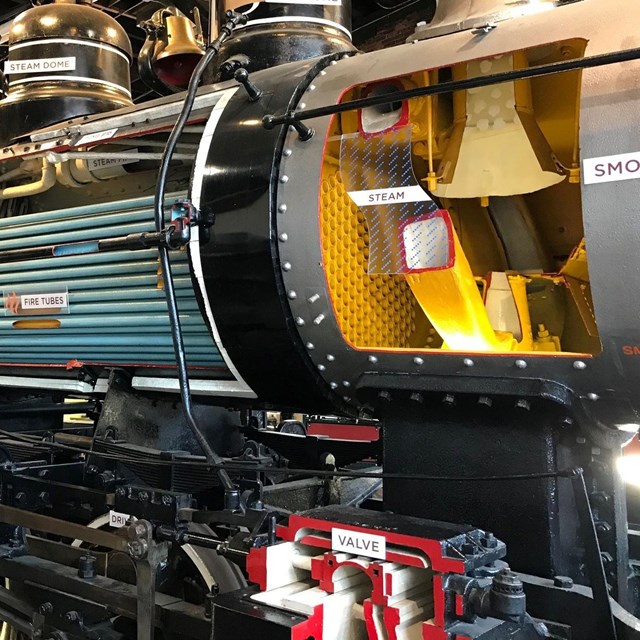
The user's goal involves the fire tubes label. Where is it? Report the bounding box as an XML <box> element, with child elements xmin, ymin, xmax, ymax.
<box><xmin>3</xmin><ymin>288</ymin><xmax>69</xmax><ymax>316</ymax></box>
<box><xmin>332</xmin><ymin>527</ymin><xmax>386</xmax><ymax>560</ymax></box>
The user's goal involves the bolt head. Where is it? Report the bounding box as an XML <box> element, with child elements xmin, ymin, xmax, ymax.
<box><xmin>463</xmin><ymin>358</ymin><xmax>474</xmax><ymax>367</ymax></box>
<box><xmin>553</xmin><ymin>575</ymin><xmax>574</xmax><ymax>589</ymax></box>
<box><xmin>128</xmin><ymin>539</ymin><xmax>148</xmax><ymax>560</ymax></box>
<box><xmin>573</xmin><ymin>360</ymin><xmax>587</xmax><ymax>370</ymax></box>
<box><xmin>587</xmin><ymin>392</ymin><xmax>599</xmax><ymax>401</ymax></box>
<box><xmin>413</xmin><ymin>357</ymin><xmax>424</xmax><ymax>365</ymax></box>
<box><xmin>368</xmin><ymin>355</ymin><xmax>378</xmax><ymax>364</ymax></box>
<box><xmin>481</xmin><ymin>533</ymin><xmax>498</xmax><ymax>548</ymax></box>
<box><xmin>287</xmin><ymin>290</ymin><xmax>297</xmax><ymax>300</ymax></box>
<box><xmin>38</xmin><ymin>602</ymin><xmax>53</xmax><ymax>615</ymax></box>
<box><xmin>515</xmin><ymin>359</ymin><xmax>527</xmax><ymax>369</ymax></box>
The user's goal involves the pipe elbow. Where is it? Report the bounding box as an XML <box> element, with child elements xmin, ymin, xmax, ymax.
<box><xmin>0</xmin><ymin>158</ymin><xmax>56</xmax><ymax>200</ymax></box>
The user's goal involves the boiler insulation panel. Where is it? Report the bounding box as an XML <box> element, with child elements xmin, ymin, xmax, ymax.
<box><xmin>0</xmin><ymin>194</ymin><xmax>227</xmax><ymax>371</ymax></box>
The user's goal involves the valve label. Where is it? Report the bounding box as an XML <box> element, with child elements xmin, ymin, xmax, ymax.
<box><xmin>332</xmin><ymin>527</ymin><xmax>386</xmax><ymax>560</ymax></box>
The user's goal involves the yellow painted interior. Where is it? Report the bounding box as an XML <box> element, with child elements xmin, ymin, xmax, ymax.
<box><xmin>405</xmin><ymin>233</ymin><xmax>515</xmax><ymax>352</ymax></box>
<box><xmin>319</xmin><ymin>39</ymin><xmax>600</xmax><ymax>355</ymax></box>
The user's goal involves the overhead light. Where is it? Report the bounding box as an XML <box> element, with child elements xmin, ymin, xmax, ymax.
<box><xmin>618</xmin><ymin>455</ymin><xmax>640</xmax><ymax>488</ymax></box>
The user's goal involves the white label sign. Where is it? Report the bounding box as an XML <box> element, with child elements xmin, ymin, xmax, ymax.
<box><xmin>5</xmin><ymin>57</ymin><xmax>76</xmax><ymax>75</ymax></box>
<box><xmin>87</xmin><ymin>152</ymin><xmax>138</xmax><ymax>171</ymax></box>
<box><xmin>109</xmin><ymin>510</ymin><xmax>133</xmax><ymax>529</ymax></box>
<box><xmin>76</xmin><ymin>128</ymin><xmax>119</xmax><ymax>147</ymax></box>
<box><xmin>348</xmin><ymin>185</ymin><xmax>432</xmax><ymax>207</ymax></box>
<box><xmin>583</xmin><ymin>151</ymin><xmax>640</xmax><ymax>184</ymax></box>
<box><xmin>21</xmin><ymin>292</ymin><xmax>68</xmax><ymax>310</ymax></box>
<box><xmin>331</xmin><ymin>527</ymin><xmax>386</xmax><ymax>560</ymax></box>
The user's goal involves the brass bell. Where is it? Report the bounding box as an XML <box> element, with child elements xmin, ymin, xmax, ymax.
<box><xmin>139</xmin><ymin>8</ymin><xmax>204</xmax><ymax>91</ymax></box>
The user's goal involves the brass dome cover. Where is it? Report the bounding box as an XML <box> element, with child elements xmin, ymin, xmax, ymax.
<box><xmin>9</xmin><ymin>1</ymin><xmax>133</xmax><ymax>57</ymax></box>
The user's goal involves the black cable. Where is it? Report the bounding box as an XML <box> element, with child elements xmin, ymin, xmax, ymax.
<box><xmin>264</xmin><ymin>46</ymin><xmax>640</xmax><ymax>128</ymax></box>
<box><xmin>374</xmin><ymin>0</ymin><xmax>419</xmax><ymax>11</ymax></box>
<box><xmin>153</xmin><ymin>10</ymin><xmax>246</xmax><ymax>491</ymax></box>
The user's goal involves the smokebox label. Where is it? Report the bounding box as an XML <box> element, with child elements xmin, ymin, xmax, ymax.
<box><xmin>4</xmin><ymin>57</ymin><xmax>76</xmax><ymax>75</ymax></box>
<box><xmin>332</xmin><ymin>527</ymin><xmax>386</xmax><ymax>560</ymax></box>
<box><xmin>583</xmin><ymin>151</ymin><xmax>640</xmax><ymax>184</ymax></box>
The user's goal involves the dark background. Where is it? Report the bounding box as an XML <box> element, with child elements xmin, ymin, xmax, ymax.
<box><xmin>0</xmin><ymin>0</ymin><xmax>436</xmax><ymax>102</ymax></box>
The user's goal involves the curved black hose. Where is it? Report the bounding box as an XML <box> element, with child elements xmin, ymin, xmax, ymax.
<box><xmin>154</xmin><ymin>10</ymin><xmax>246</xmax><ymax>491</ymax></box>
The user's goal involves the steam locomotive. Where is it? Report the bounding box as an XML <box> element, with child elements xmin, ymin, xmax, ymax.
<box><xmin>0</xmin><ymin>0</ymin><xmax>638</xmax><ymax>638</ymax></box>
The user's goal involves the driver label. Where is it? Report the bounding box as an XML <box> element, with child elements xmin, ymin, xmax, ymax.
<box><xmin>109</xmin><ymin>510</ymin><xmax>133</xmax><ymax>528</ymax></box>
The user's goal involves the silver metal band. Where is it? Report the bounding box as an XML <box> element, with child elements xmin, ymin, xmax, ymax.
<box><xmin>242</xmin><ymin>16</ymin><xmax>352</xmax><ymax>39</ymax></box>
<box><xmin>8</xmin><ymin>75</ymin><xmax>132</xmax><ymax>98</ymax></box>
<box><xmin>9</xmin><ymin>38</ymin><xmax>130</xmax><ymax>63</ymax></box>
<box><xmin>190</xmin><ymin>86</ymin><xmax>257</xmax><ymax>399</ymax></box>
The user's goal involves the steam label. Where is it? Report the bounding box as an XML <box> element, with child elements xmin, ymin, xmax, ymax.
<box><xmin>4</xmin><ymin>57</ymin><xmax>76</xmax><ymax>75</ymax></box>
<box><xmin>348</xmin><ymin>185</ymin><xmax>433</xmax><ymax>207</ymax></box>
<box><xmin>87</xmin><ymin>151</ymin><xmax>138</xmax><ymax>171</ymax></box>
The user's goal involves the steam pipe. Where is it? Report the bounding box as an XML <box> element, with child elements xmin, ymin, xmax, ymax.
<box><xmin>0</xmin><ymin>159</ymin><xmax>55</xmax><ymax>201</ymax></box>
